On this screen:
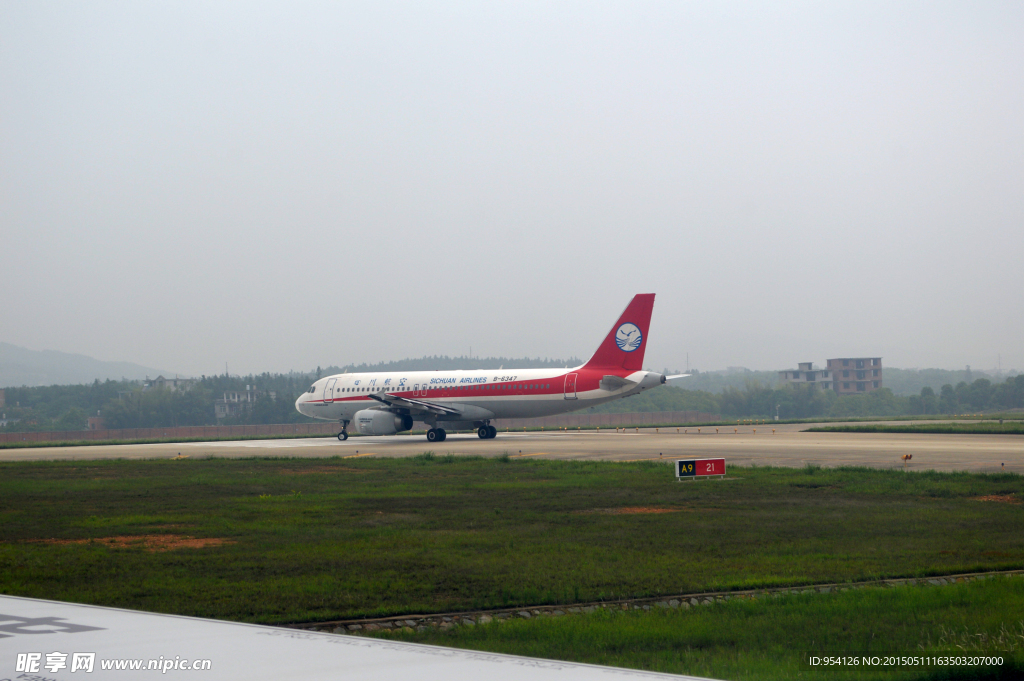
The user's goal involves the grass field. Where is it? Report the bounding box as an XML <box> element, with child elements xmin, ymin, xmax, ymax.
<box><xmin>1</xmin><ymin>456</ymin><xmax>1022</xmax><ymax>628</ymax></box>
<box><xmin>372</xmin><ymin>576</ymin><xmax>1024</xmax><ymax>680</ymax></box>
<box><xmin>806</xmin><ymin>423</ymin><xmax>1024</xmax><ymax>435</ymax></box>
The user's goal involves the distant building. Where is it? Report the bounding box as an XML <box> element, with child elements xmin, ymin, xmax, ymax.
<box><xmin>0</xmin><ymin>389</ymin><xmax>4</xmax><ymax>408</ymax></box>
<box><xmin>779</xmin><ymin>362</ymin><xmax>833</xmax><ymax>390</ymax></box>
<box><xmin>827</xmin><ymin>357</ymin><xmax>883</xmax><ymax>394</ymax></box>
<box><xmin>145</xmin><ymin>376</ymin><xmax>195</xmax><ymax>392</ymax></box>
<box><xmin>780</xmin><ymin>358</ymin><xmax>883</xmax><ymax>393</ymax></box>
<box><xmin>87</xmin><ymin>415</ymin><xmax>106</xmax><ymax>430</ymax></box>
<box><xmin>0</xmin><ymin>413</ymin><xmax>18</xmax><ymax>427</ymax></box>
<box><xmin>214</xmin><ymin>385</ymin><xmax>276</xmax><ymax>420</ymax></box>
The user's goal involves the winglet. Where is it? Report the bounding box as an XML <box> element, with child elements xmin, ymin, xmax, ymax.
<box><xmin>582</xmin><ymin>294</ymin><xmax>656</xmax><ymax>372</ymax></box>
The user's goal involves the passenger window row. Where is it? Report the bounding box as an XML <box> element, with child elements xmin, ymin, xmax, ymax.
<box><xmin>331</xmin><ymin>384</ymin><xmax>554</xmax><ymax>392</ymax></box>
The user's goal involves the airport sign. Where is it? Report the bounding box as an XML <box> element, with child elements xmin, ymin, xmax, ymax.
<box><xmin>676</xmin><ymin>458</ymin><xmax>726</xmax><ymax>479</ymax></box>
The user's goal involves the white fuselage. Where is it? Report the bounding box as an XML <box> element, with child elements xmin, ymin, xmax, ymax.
<box><xmin>295</xmin><ymin>366</ymin><xmax>664</xmax><ymax>426</ymax></box>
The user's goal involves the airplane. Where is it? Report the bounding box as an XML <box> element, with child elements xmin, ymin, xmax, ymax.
<box><xmin>295</xmin><ymin>294</ymin><xmax>686</xmax><ymax>442</ymax></box>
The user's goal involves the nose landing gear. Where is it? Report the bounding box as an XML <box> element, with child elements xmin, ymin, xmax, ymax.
<box><xmin>337</xmin><ymin>420</ymin><xmax>349</xmax><ymax>441</ymax></box>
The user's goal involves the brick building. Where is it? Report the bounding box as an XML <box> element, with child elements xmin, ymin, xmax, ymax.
<box><xmin>827</xmin><ymin>357</ymin><xmax>882</xmax><ymax>394</ymax></box>
<box><xmin>780</xmin><ymin>358</ymin><xmax>883</xmax><ymax>393</ymax></box>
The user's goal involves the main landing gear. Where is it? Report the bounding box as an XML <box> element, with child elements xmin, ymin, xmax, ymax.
<box><xmin>427</xmin><ymin>428</ymin><xmax>447</xmax><ymax>442</ymax></box>
<box><xmin>477</xmin><ymin>425</ymin><xmax>497</xmax><ymax>439</ymax></box>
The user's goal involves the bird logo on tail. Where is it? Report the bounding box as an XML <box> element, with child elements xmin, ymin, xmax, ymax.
<box><xmin>615</xmin><ymin>323</ymin><xmax>642</xmax><ymax>352</ymax></box>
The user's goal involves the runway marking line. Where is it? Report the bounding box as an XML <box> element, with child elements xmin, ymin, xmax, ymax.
<box><xmin>342</xmin><ymin>453</ymin><xmax>376</xmax><ymax>459</ymax></box>
<box><xmin>510</xmin><ymin>452</ymin><xmax>549</xmax><ymax>458</ymax></box>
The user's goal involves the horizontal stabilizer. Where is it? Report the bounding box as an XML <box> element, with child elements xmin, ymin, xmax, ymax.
<box><xmin>600</xmin><ymin>375</ymin><xmax>638</xmax><ymax>391</ymax></box>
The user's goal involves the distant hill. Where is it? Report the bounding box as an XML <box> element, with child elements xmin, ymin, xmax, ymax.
<box><xmin>0</xmin><ymin>342</ymin><xmax>173</xmax><ymax>388</ymax></box>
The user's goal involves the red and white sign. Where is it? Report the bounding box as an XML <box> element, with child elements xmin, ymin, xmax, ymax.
<box><xmin>697</xmin><ymin>458</ymin><xmax>725</xmax><ymax>476</ymax></box>
<box><xmin>676</xmin><ymin>458</ymin><xmax>726</xmax><ymax>478</ymax></box>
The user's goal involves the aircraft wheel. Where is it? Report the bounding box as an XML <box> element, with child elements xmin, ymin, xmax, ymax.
<box><xmin>478</xmin><ymin>427</ymin><xmax>489</xmax><ymax>439</ymax></box>
<box><xmin>487</xmin><ymin>425</ymin><xmax>497</xmax><ymax>439</ymax></box>
<box><xmin>427</xmin><ymin>428</ymin><xmax>439</xmax><ymax>442</ymax></box>
<box><xmin>437</xmin><ymin>428</ymin><xmax>447</xmax><ymax>442</ymax></box>
<box><xmin>337</xmin><ymin>431</ymin><xmax>348</xmax><ymax>441</ymax></box>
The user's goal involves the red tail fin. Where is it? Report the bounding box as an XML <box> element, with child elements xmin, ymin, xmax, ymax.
<box><xmin>582</xmin><ymin>294</ymin><xmax>656</xmax><ymax>372</ymax></box>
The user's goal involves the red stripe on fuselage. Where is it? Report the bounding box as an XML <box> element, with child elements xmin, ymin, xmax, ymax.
<box><xmin>314</xmin><ymin>369</ymin><xmax>629</xmax><ymax>404</ymax></box>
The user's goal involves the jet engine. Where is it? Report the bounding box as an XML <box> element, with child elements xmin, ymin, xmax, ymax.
<box><xmin>354</xmin><ymin>410</ymin><xmax>413</xmax><ymax>435</ymax></box>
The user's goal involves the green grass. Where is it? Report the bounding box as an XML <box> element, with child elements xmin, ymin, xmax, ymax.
<box><xmin>372</xmin><ymin>577</ymin><xmax>1024</xmax><ymax>680</ymax></box>
<box><xmin>806</xmin><ymin>423</ymin><xmax>1024</xmax><ymax>435</ymax></box>
<box><xmin>0</xmin><ymin>458</ymin><xmax>1022</xmax><ymax>626</ymax></box>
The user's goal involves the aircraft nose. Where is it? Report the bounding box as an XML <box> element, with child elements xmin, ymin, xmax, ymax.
<box><xmin>295</xmin><ymin>395</ymin><xmax>307</xmax><ymax>416</ymax></box>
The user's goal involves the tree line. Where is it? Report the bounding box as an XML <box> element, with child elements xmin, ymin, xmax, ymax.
<box><xmin>2</xmin><ymin>362</ymin><xmax>1022</xmax><ymax>432</ymax></box>
<box><xmin>0</xmin><ymin>356</ymin><xmax>584</xmax><ymax>432</ymax></box>
<box><xmin>674</xmin><ymin>366</ymin><xmax>1010</xmax><ymax>397</ymax></box>
<box><xmin>1</xmin><ymin>373</ymin><xmax>318</xmax><ymax>432</ymax></box>
<box><xmin>584</xmin><ymin>375</ymin><xmax>1024</xmax><ymax>420</ymax></box>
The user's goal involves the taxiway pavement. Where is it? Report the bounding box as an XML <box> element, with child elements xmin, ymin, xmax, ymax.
<box><xmin>1</xmin><ymin>422</ymin><xmax>1021</xmax><ymax>473</ymax></box>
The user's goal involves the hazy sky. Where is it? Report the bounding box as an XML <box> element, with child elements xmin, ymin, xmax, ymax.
<box><xmin>2</xmin><ymin>2</ymin><xmax>1022</xmax><ymax>377</ymax></box>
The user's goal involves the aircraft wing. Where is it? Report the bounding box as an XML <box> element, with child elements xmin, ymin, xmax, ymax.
<box><xmin>368</xmin><ymin>391</ymin><xmax>462</xmax><ymax>417</ymax></box>
<box><xmin>0</xmin><ymin>594</ymin><xmax>716</xmax><ymax>680</ymax></box>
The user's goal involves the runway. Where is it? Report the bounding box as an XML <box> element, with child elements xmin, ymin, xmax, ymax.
<box><xmin>2</xmin><ymin>421</ymin><xmax>1021</xmax><ymax>473</ymax></box>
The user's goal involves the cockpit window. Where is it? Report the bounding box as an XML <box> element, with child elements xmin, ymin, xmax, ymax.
<box><xmin>308</xmin><ymin>386</ymin><xmax>316</xmax><ymax>393</ymax></box>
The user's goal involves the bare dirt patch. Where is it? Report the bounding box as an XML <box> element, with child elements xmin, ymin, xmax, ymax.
<box><xmin>574</xmin><ymin>507</ymin><xmax>686</xmax><ymax>515</ymax></box>
<box><xmin>278</xmin><ymin>466</ymin><xmax>370</xmax><ymax>475</ymax></box>
<box><xmin>972</xmin><ymin>495</ymin><xmax>1020</xmax><ymax>504</ymax></box>
<box><xmin>30</xmin><ymin>535</ymin><xmax>233</xmax><ymax>551</ymax></box>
